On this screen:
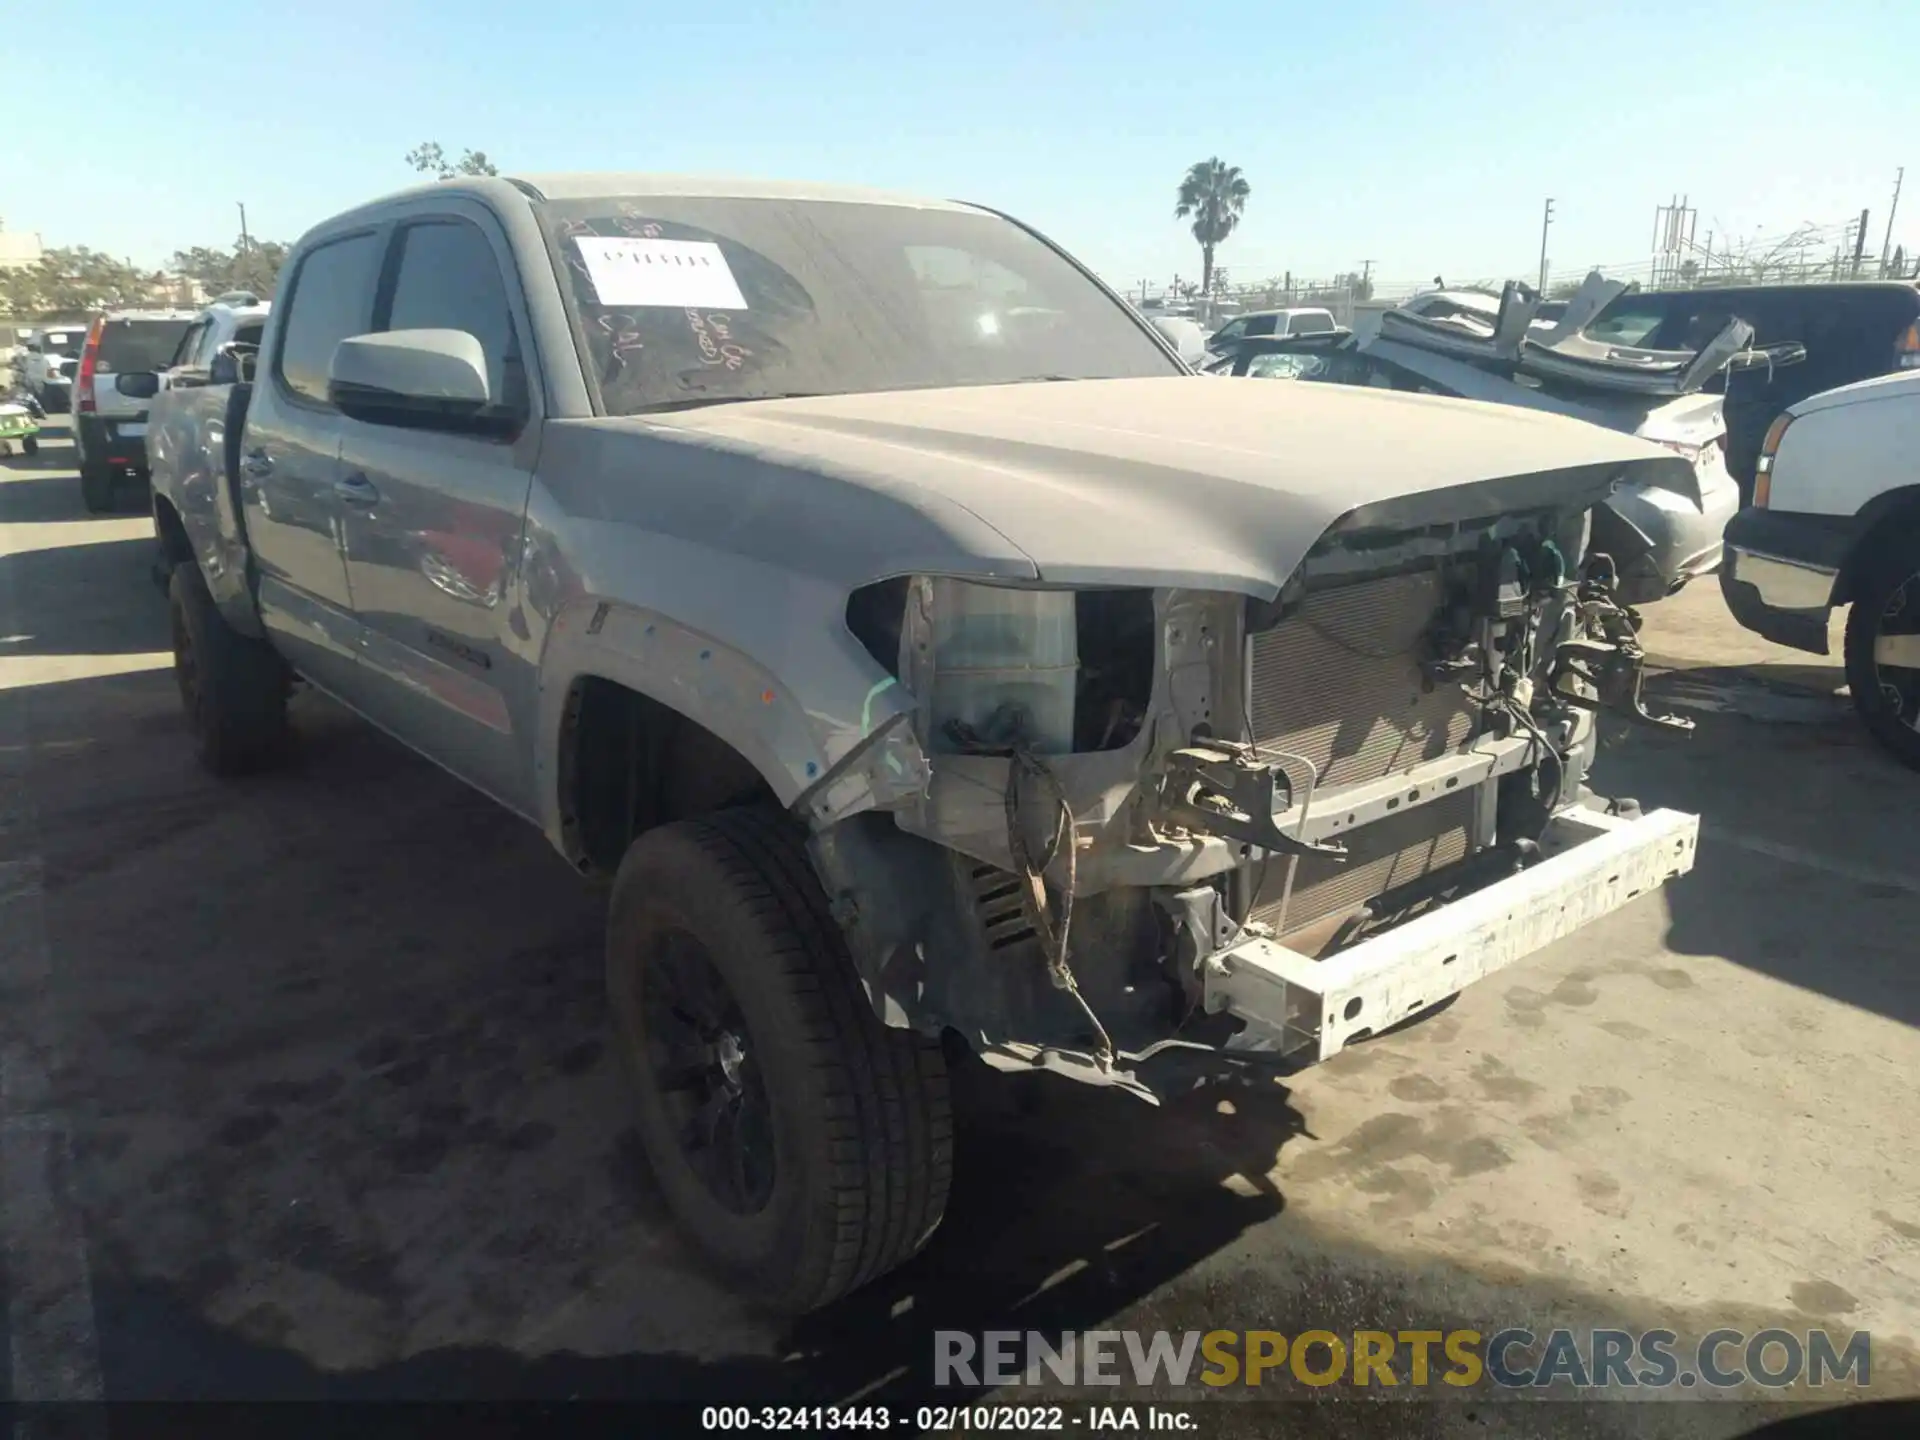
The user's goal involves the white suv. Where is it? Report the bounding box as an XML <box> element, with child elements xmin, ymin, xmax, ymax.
<box><xmin>1721</xmin><ymin>368</ymin><xmax>1920</xmax><ymax>768</ymax></box>
<box><xmin>69</xmin><ymin>309</ymin><xmax>197</xmax><ymax>511</ymax></box>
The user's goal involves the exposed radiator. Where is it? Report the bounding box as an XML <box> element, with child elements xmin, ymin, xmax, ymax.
<box><xmin>1246</xmin><ymin>570</ymin><xmax>1477</xmax><ymax>790</ymax></box>
<box><xmin>1248</xmin><ymin>789</ymin><xmax>1475</xmax><ymax>937</ymax></box>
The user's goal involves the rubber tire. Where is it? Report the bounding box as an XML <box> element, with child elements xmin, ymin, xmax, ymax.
<box><xmin>79</xmin><ymin>459</ymin><xmax>116</xmax><ymax>514</ymax></box>
<box><xmin>1843</xmin><ymin>527</ymin><xmax>1920</xmax><ymax>772</ymax></box>
<box><xmin>168</xmin><ymin>564</ymin><xmax>290</xmax><ymax>775</ymax></box>
<box><xmin>20</xmin><ymin>436</ymin><xmax>36</xmax><ymax>456</ymax></box>
<box><xmin>608</xmin><ymin>806</ymin><xmax>952</xmax><ymax>1313</ymax></box>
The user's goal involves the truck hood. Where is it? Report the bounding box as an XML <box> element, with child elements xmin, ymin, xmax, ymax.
<box><xmin>1789</xmin><ymin>366</ymin><xmax>1920</xmax><ymax>417</ymax></box>
<box><xmin>553</xmin><ymin>377</ymin><xmax>1689</xmax><ymax>598</ymax></box>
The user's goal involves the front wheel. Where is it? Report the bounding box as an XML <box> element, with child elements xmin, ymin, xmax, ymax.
<box><xmin>608</xmin><ymin>807</ymin><xmax>952</xmax><ymax>1313</ymax></box>
<box><xmin>1843</xmin><ymin>529</ymin><xmax>1920</xmax><ymax>771</ymax></box>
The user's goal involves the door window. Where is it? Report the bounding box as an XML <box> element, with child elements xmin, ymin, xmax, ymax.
<box><xmin>379</xmin><ymin>219</ymin><xmax>526</xmax><ymax>421</ymax></box>
<box><xmin>1245</xmin><ymin>314</ymin><xmax>1278</xmax><ymax>337</ymax></box>
<box><xmin>275</xmin><ymin>232</ymin><xmax>382</xmax><ymax>405</ymax></box>
<box><xmin>168</xmin><ymin>321</ymin><xmax>209</xmax><ymax>370</ymax></box>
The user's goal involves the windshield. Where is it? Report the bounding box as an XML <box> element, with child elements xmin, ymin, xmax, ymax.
<box><xmin>41</xmin><ymin>331</ymin><xmax>86</xmax><ymax>357</ymax></box>
<box><xmin>1248</xmin><ymin>351</ymin><xmax>1330</xmax><ymax>379</ymax></box>
<box><xmin>536</xmin><ymin>195</ymin><xmax>1181</xmax><ymax>415</ymax></box>
<box><xmin>96</xmin><ymin>319</ymin><xmax>193</xmax><ymax>372</ymax></box>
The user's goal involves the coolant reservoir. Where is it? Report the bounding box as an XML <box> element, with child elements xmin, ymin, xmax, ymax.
<box><xmin>925</xmin><ymin>579</ymin><xmax>1078</xmax><ymax>755</ymax></box>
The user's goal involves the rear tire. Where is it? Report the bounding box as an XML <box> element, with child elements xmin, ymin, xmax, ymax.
<box><xmin>1843</xmin><ymin>528</ymin><xmax>1920</xmax><ymax>771</ymax></box>
<box><xmin>79</xmin><ymin>459</ymin><xmax>115</xmax><ymax>513</ymax></box>
<box><xmin>169</xmin><ymin>565</ymin><xmax>290</xmax><ymax>775</ymax></box>
<box><xmin>607</xmin><ymin>806</ymin><xmax>952</xmax><ymax>1313</ymax></box>
<box><xmin>20</xmin><ymin>436</ymin><xmax>36</xmax><ymax>456</ymax></box>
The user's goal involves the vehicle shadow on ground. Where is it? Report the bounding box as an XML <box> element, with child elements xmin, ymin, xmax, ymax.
<box><xmin>91</xmin><ymin>1060</ymin><xmax>1302</xmax><ymax>1406</ymax></box>
<box><xmin>6</xmin><ymin>680</ymin><xmax>1306</xmax><ymax>1410</ymax></box>
<box><xmin>0</xmin><ymin>540</ymin><xmax>169</xmax><ymax>657</ymax></box>
<box><xmin>0</xmin><ymin>473</ymin><xmax>99</xmax><ymax>524</ymax></box>
<box><xmin>1</xmin><ymin>422</ymin><xmax>152</xmax><ymax>519</ymax></box>
<box><xmin>1592</xmin><ymin>677</ymin><xmax>1920</xmax><ymax>1029</ymax></box>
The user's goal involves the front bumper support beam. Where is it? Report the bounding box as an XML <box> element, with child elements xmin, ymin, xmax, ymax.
<box><xmin>1202</xmin><ymin>806</ymin><xmax>1699</xmax><ymax>1065</ymax></box>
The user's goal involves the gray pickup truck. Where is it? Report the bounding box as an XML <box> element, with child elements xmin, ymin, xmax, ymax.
<box><xmin>138</xmin><ymin>173</ymin><xmax>1700</xmax><ymax>1312</ymax></box>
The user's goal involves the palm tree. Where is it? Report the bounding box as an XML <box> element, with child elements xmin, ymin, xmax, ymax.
<box><xmin>1174</xmin><ymin>159</ymin><xmax>1251</xmax><ymax>299</ymax></box>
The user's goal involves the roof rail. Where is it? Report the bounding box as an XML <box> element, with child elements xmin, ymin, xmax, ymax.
<box><xmin>208</xmin><ymin>290</ymin><xmax>262</xmax><ymax>307</ymax></box>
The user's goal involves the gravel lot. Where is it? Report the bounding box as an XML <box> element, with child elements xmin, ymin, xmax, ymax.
<box><xmin>1</xmin><ymin>420</ymin><xmax>1915</xmax><ymax>1435</ymax></box>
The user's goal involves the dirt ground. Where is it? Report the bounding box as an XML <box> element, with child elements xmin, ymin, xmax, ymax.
<box><xmin>1</xmin><ymin>421</ymin><xmax>1915</xmax><ymax>1435</ymax></box>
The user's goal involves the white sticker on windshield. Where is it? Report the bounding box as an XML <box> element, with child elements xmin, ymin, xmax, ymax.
<box><xmin>573</xmin><ymin>237</ymin><xmax>748</xmax><ymax>310</ymax></box>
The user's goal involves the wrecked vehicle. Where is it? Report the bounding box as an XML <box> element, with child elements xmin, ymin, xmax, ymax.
<box><xmin>1570</xmin><ymin>281</ymin><xmax>1920</xmax><ymax>502</ymax></box>
<box><xmin>136</xmin><ymin>174</ymin><xmax>1699</xmax><ymax>1312</ymax></box>
<box><xmin>1214</xmin><ymin>274</ymin><xmax>1792</xmax><ymax>604</ymax></box>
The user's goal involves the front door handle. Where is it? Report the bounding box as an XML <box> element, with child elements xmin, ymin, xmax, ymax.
<box><xmin>241</xmin><ymin>448</ymin><xmax>273</xmax><ymax>477</ymax></box>
<box><xmin>334</xmin><ymin>472</ymin><xmax>381</xmax><ymax>506</ymax></box>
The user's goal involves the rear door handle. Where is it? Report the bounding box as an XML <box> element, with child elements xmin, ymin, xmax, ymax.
<box><xmin>241</xmin><ymin>448</ymin><xmax>273</xmax><ymax>477</ymax></box>
<box><xmin>333</xmin><ymin>472</ymin><xmax>380</xmax><ymax>506</ymax></box>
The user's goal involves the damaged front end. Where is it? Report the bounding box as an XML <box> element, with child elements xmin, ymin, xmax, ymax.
<box><xmin>805</xmin><ymin>478</ymin><xmax>1698</xmax><ymax>1102</ymax></box>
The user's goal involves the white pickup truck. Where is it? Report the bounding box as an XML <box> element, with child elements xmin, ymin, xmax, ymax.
<box><xmin>131</xmin><ymin>295</ymin><xmax>271</xmax><ymax>532</ymax></box>
<box><xmin>1722</xmin><ymin>368</ymin><xmax>1920</xmax><ymax>768</ymax></box>
<box><xmin>136</xmin><ymin>172</ymin><xmax>1700</xmax><ymax>1311</ymax></box>
<box><xmin>18</xmin><ymin>324</ymin><xmax>89</xmax><ymax>410</ymax></box>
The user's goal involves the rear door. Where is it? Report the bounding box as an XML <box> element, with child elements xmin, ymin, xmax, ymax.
<box><xmin>334</xmin><ymin>205</ymin><xmax>542</xmax><ymax>814</ymax></box>
<box><xmin>239</xmin><ymin>228</ymin><xmax>385</xmax><ymax>697</ymax></box>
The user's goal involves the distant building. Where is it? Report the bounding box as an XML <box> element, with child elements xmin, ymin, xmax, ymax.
<box><xmin>0</xmin><ymin>221</ymin><xmax>45</xmax><ymax>272</ymax></box>
<box><xmin>147</xmin><ymin>274</ymin><xmax>206</xmax><ymax>307</ymax></box>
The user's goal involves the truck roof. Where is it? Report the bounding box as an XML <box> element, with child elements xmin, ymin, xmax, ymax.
<box><xmin>508</xmin><ymin>172</ymin><xmax>980</xmax><ymax>212</ymax></box>
<box><xmin>318</xmin><ymin>173</ymin><xmax>984</xmax><ymax>233</ymax></box>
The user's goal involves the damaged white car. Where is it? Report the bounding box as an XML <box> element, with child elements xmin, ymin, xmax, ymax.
<box><xmin>140</xmin><ymin>174</ymin><xmax>1700</xmax><ymax>1312</ymax></box>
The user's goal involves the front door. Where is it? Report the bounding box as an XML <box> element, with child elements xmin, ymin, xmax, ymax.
<box><xmin>335</xmin><ymin>211</ymin><xmax>541</xmax><ymax>816</ymax></box>
<box><xmin>239</xmin><ymin>228</ymin><xmax>384</xmax><ymax>698</ymax></box>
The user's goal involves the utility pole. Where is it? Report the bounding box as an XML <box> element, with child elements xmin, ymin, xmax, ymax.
<box><xmin>1538</xmin><ymin>198</ymin><xmax>1554</xmax><ymax>292</ymax></box>
<box><xmin>1852</xmin><ymin>208</ymin><xmax>1871</xmax><ymax>278</ymax></box>
<box><xmin>237</xmin><ymin>202</ymin><xmax>251</xmax><ymax>255</ymax></box>
<box><xmin>1881</xmin><ymin>168</ymin><xmax>1904</xmax><ymax>275</ymax></box>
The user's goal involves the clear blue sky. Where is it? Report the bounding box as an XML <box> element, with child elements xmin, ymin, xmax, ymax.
<box><xmin>4</xmin><ymin>0</ymin><xmax>1915</xmax><ymax>292</ymax></box>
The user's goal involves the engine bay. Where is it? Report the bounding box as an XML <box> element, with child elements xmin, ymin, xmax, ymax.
<box><xmin>817</xmin><ymin>497</ymin><xmax>1693</xmax><ymax>1099</ymax></box>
